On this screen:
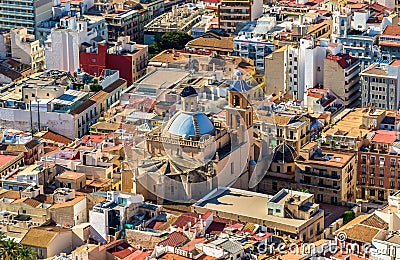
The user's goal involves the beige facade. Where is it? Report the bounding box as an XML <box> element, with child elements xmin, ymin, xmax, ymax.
<box><xmin>218</xmin><ymin>0</ymin><xmax>263</xmax><ymax>34</ymax></box>
<box><xmin>0</xmin><ymin>197</ymin><xmax>50</xmax><ymax>240</ymax></box>
<box><xmin>264</xmin><ymin>46</ymin><xmax>285</xmax><ymax>96</ymax></box>
<box><xmin>255</xmin><ymin>114</ymin><xmax>310</xmax><ymax>153</ymax></box>
<box><xmin>323</xmin><ymin>54</ymin><xmax>361</xmax><ymax>108</ymax></box>
<box><xmin>0</xmin><ymin>152</ymin><xmax>24</xmax><ymax>177</ymax></box>
<box><xmin>70</xmin><ymin>78</ymin><xmax>127</xmax><ymax>137</ymax></box>
<box><xmin>21</xmin><ymin>227</ymin><xmax>73</xmax><ymax>259</ymax></box>
<box><xmin>11</xmin><ymin>28</ymin><xmax>45</xmax><ymax>73</ymax></box>
<box><xmin>295</xmin><ymin>142</ymin><xmax>357</xmax><ymax>205</ymax></box>
<box><xmin>56</xmin><ymin>171</ymin><xmax>86</xmax><ymax>190</ymax></box>
<box><xmin>72</xmin><ymin>244</ymin><xmax>106</xmax><ymax>260</ymax></box>
<box><xmin>50</xmin><ymin>196</ymin><xmax>87</xmax><ymax>228</ymax></box>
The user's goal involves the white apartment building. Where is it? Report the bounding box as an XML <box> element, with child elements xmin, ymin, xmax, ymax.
<box><xmin>360</xmin><ymin>60</ymin><xmax>400</xmax><ymax>110</ymax></box>
<box><xmin>45</xmin><ymin>16</ymin><xmax>98</xmax><ymax>73</ymax></box>
<box><xmin>89</xmin><ymin>191</ymin><xmax>143</xmax><ymax>243</ymax></box>
<box><xmin>285</xmin><ymin>38</ymin><xmax>340</xmax><ymax>102</ymax></box>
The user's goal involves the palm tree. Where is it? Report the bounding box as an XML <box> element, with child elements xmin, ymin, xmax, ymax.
<box><xmin>0</xmin><ymin>238</ymin><xmax>21</xmax><ymax>260</ymax></box>
<box><xmin>17</xmin><ymin>246</ymin><xmax>37</xmax><ymax>260</ymax></box>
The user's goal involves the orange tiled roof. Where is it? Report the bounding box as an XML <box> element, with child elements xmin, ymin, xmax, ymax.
<box><xmin>40</xmin><ymin>130</ymin><xmax>73</xmax><ymax>145</ymax></box>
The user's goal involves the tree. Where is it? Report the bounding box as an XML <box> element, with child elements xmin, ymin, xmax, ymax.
<box><xmin>0</xmin><ymin>238</ymin><xmax>21</xmax><ymax>260</ymax></box>
<box><xmin>90</xmin><ymin>83</ymin><xmax>102</xmax><ymax>92</ymax></box>
<box><xmin>298</xmin><ymin>188</ymin><xmax>310</xmax><ymax>193</ymax></box>
<box><xmin>0</xmin><ymin>232</ymin><xmax>37</xmax><ymax>260</ymax></box>
<box><xmin>342</xmin><ymin>210</ymin><xmax>356</xmax><ymax>224</ymax></box>
<box><xmin>159</xmin><ymin>31</ymin><xmax>193</xmax><ymax>51</ymax></box>
<box><xmin>17</xmin><ymin>246</ymin><xmax>37</xmax><ymax>260</ymax></box>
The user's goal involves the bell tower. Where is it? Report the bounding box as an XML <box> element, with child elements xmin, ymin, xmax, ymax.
<box><xmin>226</xmin><ymin>84</ymin><xmax>253</xmax><ymax>131</ymax></box>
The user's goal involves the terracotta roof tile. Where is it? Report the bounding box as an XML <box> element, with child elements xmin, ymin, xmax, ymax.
<box><xmin>382</xmin><ymin>25</ymin><xmax>400</xmax><ymax>36</ymax></box>
<box><xmin>326</xmin><ymin>54</ymin><xmax>358</xmax><ymax>69</ymax></box>
<box><xmin>186</xmin><ymin>32</ymin><xmax>234</xmax><ymax>52</ymax></box>
<box><xmin>12</xmin><ymin>198</ymin><xmax>41</xmax><ymax>208</ymax></box>
<box><xmin>40</xmin><ymin>130</ymin><xmax>73</xmax><ymax>145</ymax></box>
<box><xmin>172</xmin><ymin>213</ymin><xmax>198</xmax><ymax>228</ymax></box>
<box><xmin>158</xmin><ymin>232</ymin><xmax>188</xmax><ymax>247</ymax></box>
<box><xmin>50</xmin><ymin>196</ymin><xmax>85</xmax><ymax>209</ymax></box>
<box><xmin>21</xmin><ymin>227</ymin><xmax>70</xmax><ymax>248</ymax></box>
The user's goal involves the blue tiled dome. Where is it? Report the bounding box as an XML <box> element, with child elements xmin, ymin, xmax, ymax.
<box><xmin>167</xmin><ymin>112</ymin><xmax>215</xmax><ymax>138</ymax></box>
<box><xmin>180</xmin><ymin>86</ymin><xmax>198</xmax><ymax>97</ymax></box>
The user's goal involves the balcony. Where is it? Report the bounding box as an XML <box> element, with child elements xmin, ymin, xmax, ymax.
<box><xmin>300</xmin><ymin>170</ymin><xmax>340</xmax><ymax>180</ymax></box>
<box><xmin>300</xmin><ymin>180</ymin><xmax>340</xmax><ymax>190</ymax></box>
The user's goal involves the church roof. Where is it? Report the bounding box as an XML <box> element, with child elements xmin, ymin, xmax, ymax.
<box><xmin>180</xmin><ymin>86</ymin><xmax>198</xmax><ymax>97</ymax></box>
<box><xmin>228</xmin><ymin>79</ymin><xmax>253</xmax><ymax>92</ymax></box>
<box><xmin>167</xmin><ymin>112</ymin><xmax>215</xmax><ymax>138</ymax></box>
<box><xmin>272</xmin><ymin>143</ymin><xmax>297</xmax><ymax>163</ymax></box>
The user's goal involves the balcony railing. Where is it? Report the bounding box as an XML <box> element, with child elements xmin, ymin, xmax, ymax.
<box><xmin>300</xmin><ymin>180</ymin><xmax>340</xmax><ymax>190</ymax></box>
<box><xmin>300</xmin><ymin>170</ymin><xmax>340</xmax><ymax>180</ymax></box>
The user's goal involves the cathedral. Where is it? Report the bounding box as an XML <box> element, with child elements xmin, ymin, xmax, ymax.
<box><xmin>132</xmin><ymin>80</ymin><xmax>257</xmax><ymax>203</ymax></box>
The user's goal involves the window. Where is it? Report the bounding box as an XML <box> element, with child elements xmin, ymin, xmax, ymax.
<box><xmin>380</xmin><ymin>179</ymin><xmax>384</xmax><ymax>187</ymax></box>
<box><xmin>370</xmin><ymin>189</ymin><xmax>375</xmax><ymax>196</ymax></box>
<box><xmin>370</xmin><ymin>178</ymin><xmax>375</xmax><ymax>185</ymax></box>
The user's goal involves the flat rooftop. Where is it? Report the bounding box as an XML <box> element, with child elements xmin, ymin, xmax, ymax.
<box><xmin>269</xmin><ymin>189</ymin><xmax>313</xmax><ymax>205</ymax></box>
<box><xmin>324</xmin><ymin>108</ymin><xmax>373</xmax><ymax>138</ymax></box>
<box><xmin>56</xmin><ymin>171</ymin><xmax>85</xmax><ymax>180</ymax></box>
<box><xmin>135</xmin><ymin>68</ymin><xmax>189</xmax><ymax>90</ymax></box>
<box><xmin>194</xmin><ymin>187</ymin><xmax>316</xmax><ymax>231</ymax></box>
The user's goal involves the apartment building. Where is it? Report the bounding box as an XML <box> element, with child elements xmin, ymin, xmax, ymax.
<box><xmin>89</xmin><ymin>191</ymin><xmax>143</xmax><ymax>243</ymax></box>
<box><xmin>255</xmin><ymin>113</ymin><xmax>310</xmax><ymax>153</ymax></box>
<box><xmin>233</xmin><ymin>20</ymin><xmax>274</xmax><ymax>72</ymax></box>
<box><xmin>360</xmin><ymin>61</ymin><xmax>400</xmax><ymax>110</ymax></box>
<box><xmin>338</xmin><ymin>34</ymin><xmax>380</xmax><ymax>69</ymax></box>
<box><xmin>358</xmin><ymin>130</ymin><xmax>400</xmax><ymax>202</ymax></box>
<box><xmin>324</xmin><ymin>54</ymin><xmax>361</xmax><ymax>107</ymax></box>
<box><xmin>10</xmin><ymin>28</ymin><xmax>45</xmax><ymax>73</ymax></box>
<box><xmin>139</xmin><ymin>0</ymin><xmax>165</xmax><ymax>20</ymax></box>
<box><xmin>144</xmin><ymin>5</ymin><xmax>203</xmax><ymax>45</ymax></box>
<box><xmin>80</xmin><ymin>36</ymin><xmax>148</xmax><ymax>85</ymax></box>
<box><xmin>45</xmin><ymin>16</ymin><xmax>98</xmax><ymax>73</ymax></box>
<box><xmin>218</xmin><ymin>0</ymin><xmax>263</xmax><ymax>34</ymax></box>
<box><xmin>104</xmin><ymin>9</ymin><xmax>139</xmax><ymax>43</ymax></box>
<box><xmin>194</xmin><ymin>187</ymin><xmax>324</xmax><ymax>242</ymax></box>
<box><xmin>185</xmin><ymin>32</ymin><xmax>234</xmax><ymax>55</ymax></box>
<box><xmin>0</xmin><ymin>0</ymin><xmax>53</xmax><ymax>34</ymax></box>
<box><xmin>295</xmin><ymin>142</ymin><xmax>357</xmax><ymax>205</ymax></box>
<box><xmin>265</xmin><ymin>38</ymin><xmax>335</xmax><ymax>100</ymax></box>
<box><xmin>331</xmin><ymin>8</ymin><xmax>351</xmax><ymax>42</ymax></box>
<box><xmin>380</xmin><ymin>25</ymin><xmax>400</xmax><ymax>60</ymax></box>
